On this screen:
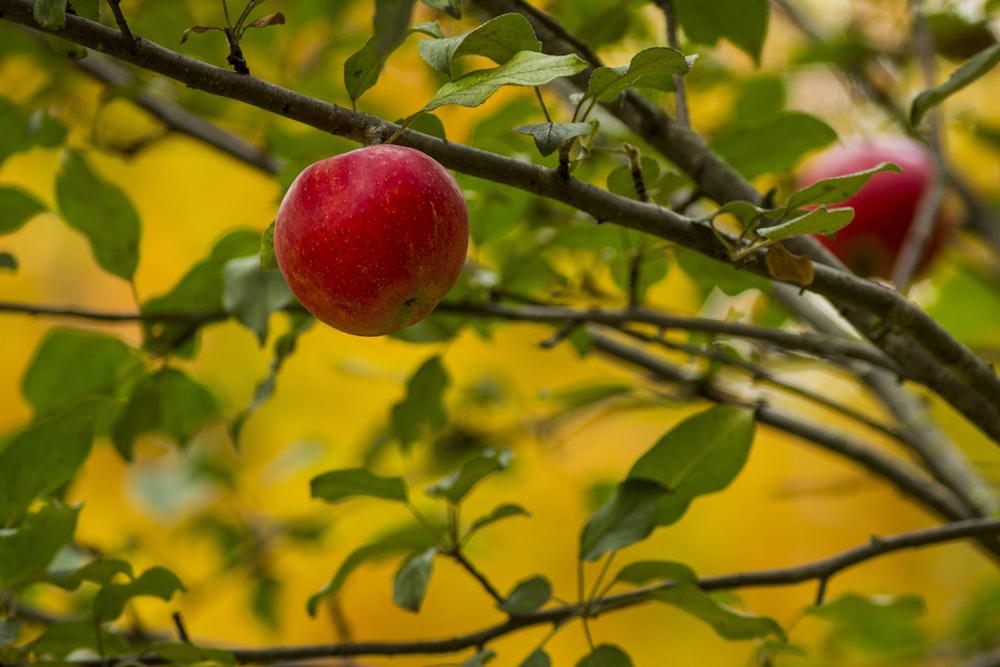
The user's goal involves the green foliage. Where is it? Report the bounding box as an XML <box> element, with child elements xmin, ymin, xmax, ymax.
<box><xmin>424</xmin><ymin>51</ymin><xmax>588</xmax><ymax>111</ymax></box>
<box><xmin>307</xmin><ymin>524</ymin><xmax>440</xmax><ymax>616</ymax></box>
<box><xmin>21</xmin><ymin>328</ymin><xmax>143</xmax><ymax>416</ymax></box>
<box><xmin>310</xmin><ymin>468</ymin><xmax>409</xmax><ymax>504</ymax></box>
<box><xmin>393</xmin><ymin>546</ymin><xmax>436</xmax><ymax>612</ymax></box>
<box><xmin>4</xmin><ymin>0</ymin><xmax>1000</xmax><ymax>665</ymax></box>
<box><xmin>587</xmin><ymin>48</ymin><xmax>695</xmax><ymax>102</ymax></box>
<box><xmin>673</xmin><ymin>0</ymin><xmax>769</xmax><ymax>64</ymax></box>
<box><xmin>222</xmin><ymin>254</ymin><xmax>294</xmax><ymax>344</ymax></box>
<box><xmin>579</xmin><ymin>478</ymin><xmax>665</xmax><ymax>562</ymax></box>
<box><xmin>0</xmin><ymin>186</ymin><xmax>46</xmax><ymax>234</ymax></box>
<box><xmin>499</xmin><ymin>575</ymin><xmax>552</xmax><ymax>615</ymax></box>
<box><xmin>425</xmin><ymin>447</ymin><xmax>512</xmax><ymax>503</ymax></box>
<box><xmin>460</xmin><ymin>649</ymin><xmax>497</xmax><ymax>667</ymax></box>
<box><xmin>0</xmin><ymin>399</ymin><xmax>107</xmax><ymax>526</ymax></box>
<box><xmin>0</xmin><ymin>96</ymin><xmax>67</xmax><ymax>169</ymax></box>
<box><xmin>56</xmin><ymin>149</ymin><xmax>141</xmax><ymax>281</ymax></box>
<box><xmin>419</xmin><ymin>13</ymin><xmax>541</xmax><ymax>78</ymax></box>
<box><xmin>809</xmin><ymin>593</ymin><xmax>927</xmax><ymax>659</ymax></box>
<box><xmin>911</xmin><ymin>43</ymin><xmax>1000</xmax><ymax>127</ymax></box>
<box><xmin>391</xmin><ymin>354</ymin><xmax>451</xmax><ymax>448</ymax></box>
<box><xmin>142</xmin><ymin>229</ymin><xmax>261</xmax><ymax>356</ymax></box>
<box><xmin>111</xmin><ymin>367</ymin><xmax>219</xmax><ymax>460</ymax></box>
<box><xmin>0</xmin><ymin>503</ymin><xmax>80</xmax><ymax>589</ymax></box>
<box><xmin>628</xmin><ymin>405</ymin><xmax>756</xmax><ymax>525</ymax></box>
<box><xmin>650</xmin><ymin>585</ymin><xmax>784</xmax><ymax>640</ymax></box>
<box><xmin>710</xmin><ymin>111</ymin><xmax>837</xmax><ymax>180</ymax></box>
<box><xmin>576</xmin><ymin>644</ymin><xmax>632</xmax><ymax>667</ymax></box>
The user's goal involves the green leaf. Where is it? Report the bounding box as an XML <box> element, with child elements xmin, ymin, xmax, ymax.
<box><xmin>673</xmin><ymin>246</ymin><xmax>771</xmax><ymax>297</ymax></box>
<box><xmin>710</xmin><ymin>111</ymin><xmax>837</xmax><ymax>180</ymax></box>
<box><xmin>33</xmin><ymin>0</ymin><xmax>66</xmax><ymax>30</ymax></box>
<box><xmin>549</xmin><ymin>382</ymin><xmax>633</xmax><ymax>410</ymax></box>
<box><xmin>499</xmin><ymin>575</ymin><xmax>551</xmax><ymax>615</ymax></box>
<box><xmin>465</xmin><ymin>503</ymin><xmax>530</xmax><ymax>542</ymax></box>
<box><xmin>230</xmin><ymin>312</ymin><xmax>314</xmax><ymax>444</ymax></box>
<box><xmin>344</xmin><ymin>36</ymin><xmax>383</xmax><ymax>105</ymax></box>
<box><xmin>0</xmin><ymin>504</ymin><xmax>80</xmax><ymax>589</ymax></box>
<box><xmin>391</xmin><ymin>355</ymin><xmax>450</xmax><ymax>448</ymax></box>
<box><xmin>673</xmin><ymin>0</ymin><xmax>769</xmax><ymax>64</ymax></box>
<box><xmin>700</xmin><ymin>200</ymin><xmax>772</xmax><ymax>227</ymax></box>
<box><xmin>911</xmin><ymin>43</ymin><xmax>1000</xmax><ymax>127</ymax></box>
<box><xmin>418</xmin><ymin>13</ymin><xmax>541</xmax><ymax>77</ymax></box>
<box><xmin>588</xmin><ymin>47</ymin><xmax>694</xmax><ymax>102</ymax></box>
<box><xmin>576</xmin><ymin>644</ymin><xmax>633</xmax><ymax>667</ymax></box>
<box><xmin>93</xmin><ymin>566</ymin><xmax>185</xmax><ymax>621</ymax></box>
<box><xmin>111</xmin><ymin>367</ymin><xmax>219</xmax><ymax>460</ymax></box>
<box><xmin>0</xmin><ymin>186</ymin><xmax>46</xmax><ymax>234</ymax></box>
<box><xmin>0</xmin><ymin>618</ymin><xmax>20</xmax><ymax>648</ymax></box>
<box><xmin>628</xmin><ymin>406</ymin><xmax>756</xmax><ymax>525</ymax></box>
<box><xmin>0</xmin><ymin>399</ymin><xmax>105</xmax><ymax>525</ymax></box>
<box><xmin>55</xmin><ymin>149</ymin><xmax>141</xmax><ymax>281</ymax></box>
<box><xmin>785</xmin><ymin>163</ymin><xmax>902</xmax><ymax>210</ymax></box>
<box><xmin>260</xmin><ymin>220</ymin><xmax>278</xmax><ymax>271</ymax></box>
<box><xmin>222</xmin><ymin>254</ymin><xmax>293</xmax><ymax>345</ymax></box>
<box><xmin>651</xmin><ymin>584</ymin><xmax>785</xmax><ymax>640</ymax></box>
<box><xmin>310</xmin><ymin>468</ymin><xmax>408</xmax><ymax>504</ymax></box>
<box><xmin>142</xmin><ymin>229</ymin><xmax>260</xmax><ymax>356</ymax></box>
<box><xmin>0</xmin><ymin>97</ymin><xmax>68</xmax><ymax>170</ymax></box>
<box><xmin>757</xmin><ymin>207</ymin><xmax>855</xmax><ymax>242</ymax></box>
<box><xmin>579</xmin><ymin>479</ymin><xmax>666</xmax><ymax>562</ymax></box>
<box><xmin>70</xmin><ymin>0</ymin><xmax>99</xmax><ymax>20</ymax></box>
<box><xmin>513</xmin><ymin>122</ymin><xmax>593</xmax><ymax>156</ymax></box>
<box><xmin>43</xmin><ymin>558</ymin><xmax>134</xmax><ymax>591</ymax></box>
<box><xmin>307</xmin><ymin>524</ymin><xmax>439</xmax><ymax>616</ymax></box>
<box><xmin>520</xmin><ymin>649</ymin><xmax>551</xmax><ymax>667</ymax></box>
<box><xmin>426</xmin><ymin>448</ymin><xmax>512</xmax><ymax>503</ymax></box>
<box><xmin>809</xmin><ymin>593</ymin><xmax>926</xmax><ymax>657</ymax></box>
<box><xmin>145</xmin><ymin>642</ymin><xmax>236</xmax><ymax>667</ymax></box>
<box><xmin>613</xmin><ymin>560</ymin><xmax>697</xmax><ymax>586</ymax></box>
<box><xmin>460</xmin><ymin>650</ymin><xmax>497</xmax><ymax>667</ymax></box>
<box><xmin>29</xmin><ymin>618</ymin><xmax>131</xmax><ymax>659</ymax></box>
<box><xmin>374</xmin><ymin>0</ymin><xmax>415</xmax><ymax>58</ymax></box>
<box><xmin>22</xmin><ymin>329</ymin><xmax>143</xmax><ymax>416</ymax></box>
<box><xmin>393</xmin><ymin>547</ymin><xmax>436</xmax><ymax>612</ymax></box>
<box><xmin>419</xmin><ymin>0</ymin><xmax>460</xmax><ymax>18</ymax></box>
<box><xmin>606</xmin><ymin>156</ymin><xmax>661</xmax><ymax>200</ymax></box>
<box><xmin>423</xmin><ymin>51</ymin><xmax>588</xmax><ymax>111</ymax></box>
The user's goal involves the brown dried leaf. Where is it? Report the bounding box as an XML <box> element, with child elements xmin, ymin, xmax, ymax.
<box><xmin>248</xmin><ymin>12</ymin><xmax>285</xmax><ymax>29</ymax></box>
<box><xmin>765</xmin><ymin>242</ymin><xmax>815</xmax><ymax>286</ymax></box>
<box><xmin>180</xmin><ymin>25</ymin><xmax>222</xmax><ymax>44</ymax></box>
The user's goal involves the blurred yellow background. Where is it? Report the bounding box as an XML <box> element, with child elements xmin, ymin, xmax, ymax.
<box><xmin>3</xmin><ymin>1</ymin><xmax>1000</xmax><ymax>665</ymax></box>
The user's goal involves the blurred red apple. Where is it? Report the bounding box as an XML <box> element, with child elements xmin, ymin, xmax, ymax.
<box><xmin>274</xmin><ymin>144</ymin><xmax>469</xmax><ymax>336</ymax></box>
<box><xmin>797</xmin><ymin>136</ymin><xmax>947</xmax><ymax>278</ymax></box>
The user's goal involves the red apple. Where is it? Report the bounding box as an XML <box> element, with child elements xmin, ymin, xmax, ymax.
<box><xmin>274</xmin><ymin>144</ymin><xmax>469</xmax><ymax>336</ymax></box>
<box><xmin>796</xmin><ymin>136</ymin><xmax>947</xmax><ymax>278</ymax></box>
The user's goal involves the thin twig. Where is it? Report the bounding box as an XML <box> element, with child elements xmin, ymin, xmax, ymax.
<box><xmin>11</xmin><ymin>519</ymin><xmax>1000</xmax><ymax>666</ymax></box>
<box><xmin>3</xmin><ymin>2</ymin><xmax>1000</xmax><ymax>436</ymax></box>
<box><xmin>653</xmin><ymin>0</ymin><xmax>688</xmax><ymax>126</ymax></box>
<box><xmin>104</xmin><ymin>0</ymin><xmax>137</xmax><ymax>53</ymax></box>
<box><xmin>891</xmin><ymin>1</ymin><xmax>946</xmax><ymax>291</ymax></box>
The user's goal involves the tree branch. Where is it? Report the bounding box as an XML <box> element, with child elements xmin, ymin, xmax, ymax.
<box><xmin>15</xmin><ymin>518</ymin><xmax>1000</xmax><ymax>665</ymax></box>
<box><xmin>2</xmin><ymin>2</ymin><xmax>998</xmax><ymax>439</ymax></box>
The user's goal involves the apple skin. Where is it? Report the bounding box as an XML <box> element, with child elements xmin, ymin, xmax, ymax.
<box><xmin>274</xmin><ymin>144</ymin><xmax>469</xmax><ymax>336</ymax></box>
<box><xmin>797</xmin><ymin>136</ymin><xmax>946</xmax><ymax>278</ymax></box>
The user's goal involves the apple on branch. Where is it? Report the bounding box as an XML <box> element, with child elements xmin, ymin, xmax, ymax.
<box><xmin>274</xmin><ymin>144</ymin><xmax>469</xmax><ymax>337</ymax></box>
<box><xmin>797</xmin><ymin>136</ymin><xmax>950</xmax><ymax>279</ymax></box>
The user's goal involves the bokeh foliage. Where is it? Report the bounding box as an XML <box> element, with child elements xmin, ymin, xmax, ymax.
<box><xmin>3</xmin><ymin>1</ymin><xmax>1000</xmax><ymax>666</ymax></box>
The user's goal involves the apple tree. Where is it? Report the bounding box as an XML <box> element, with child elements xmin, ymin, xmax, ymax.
<box><xmin>3</xmin><ymin>0</ymin><xmax>1000</xmax><ymax>665</ymax></box>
